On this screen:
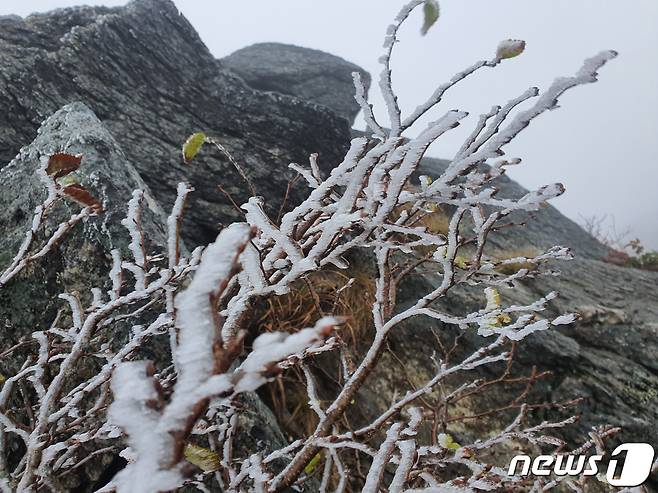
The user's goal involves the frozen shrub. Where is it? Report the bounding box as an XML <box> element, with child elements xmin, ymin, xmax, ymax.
<box><xmin>0</xmin><ymin>1</ymin><xmax>624</xmax><ymax>491</ymax></box>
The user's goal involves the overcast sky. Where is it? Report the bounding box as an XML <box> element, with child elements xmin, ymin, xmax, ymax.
<box><xmin>3</xmin><ymin>1</ymin><xmax>657</xmax><ymax>248</ymax></box>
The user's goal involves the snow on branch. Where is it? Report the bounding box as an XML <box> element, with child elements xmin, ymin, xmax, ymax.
<box><xmin>0</xmin><ymin>154</ymin><xmax>95</xmax><ymax>288</ymax></box>
<box><xmin>108</xmin><ymin>318</ymin><xmax>339</xmax><ymax>493</ymax></box>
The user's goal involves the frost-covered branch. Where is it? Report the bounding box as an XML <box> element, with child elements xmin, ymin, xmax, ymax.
<box><xmin>107</xmin><ymin>224</ymin><xmax>340</xmax><ymax>493</ymax></box>
<box><xmin>0</xmin><ymin>154</ymin><xmax>96</xmax><ymax>288</ymax></box>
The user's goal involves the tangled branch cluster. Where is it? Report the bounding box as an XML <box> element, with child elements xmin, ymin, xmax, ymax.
<box><xmin>0</xmin><ymin>1</ymin><xmax>621</xmax><ymax>492</ymax></box>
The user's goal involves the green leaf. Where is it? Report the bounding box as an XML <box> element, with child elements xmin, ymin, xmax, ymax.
<box><xmin>438</xmin><ymin>433</ymin><xmax>461</xmax><ymax>450</ymax></box>
<box><xmin>454</xmin><ymin>256</ymin><xmax>468</xmax><ymax>269</ymax></box>
<box><xmin>59</xmin><ymin>175</ymin><xmax>80</xmax><ymax>187</ymax></box>
<box><xmin>304</xmin><ymin>452</ymin><xmax>323</xmax><ymax>475</ymax></box>
<box><xmin>182</xmin><ymin>132</ymin><xmax>207</xmax><ymax>163</ymax></box>
<box><xmin>421</xmin><ymin>0</ymin><xmax>440</xmax><ymax>36</ymax></box>
<box><xmin>183</xmin><ymin>443</ymin><xmax>220</xmax><ymax>472</ymax></box>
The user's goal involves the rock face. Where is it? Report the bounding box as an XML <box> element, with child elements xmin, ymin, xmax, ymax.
<box><xmin>0</xmin><ymin>0</ymin><xmax>351</xmax><ymax>249</ymax></box>
<box><xmin>0</xmin><ymin>103</ymin><xmax>167</xmax><ymax>357</ymax></box>
<box><xmin>0</xmin><ymin>0</ymin><xmax>656</xmax><ymax>489</ymax></box>
<box><xmin>0</xmin><ymin>102</ymin><xmax>291</xmax><ymax>492</ymax></box>
<box><xmin>0</xmin><ymin>103</ymin><xmax>170</xmax><ymax>490</ymax></box>
<box><xmin>222</xmin><ymin>42</ymin><xmax>370</xmax><ymax>125</ymax></box>
<box><xmin>392</xmin><ymin>159</ymin><xmax>658</xmax><ymax>453</ymax></box>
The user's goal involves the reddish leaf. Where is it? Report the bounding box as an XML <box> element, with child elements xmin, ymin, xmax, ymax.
<box><xmin>62</xmin><ymin>184</ymin><xmax>103</xmax><ymax>214</ymax></box>
<box><xmin>47</xmin><ymin>153</ymin><xmax>82</xmax><ymax>179</ymax></box>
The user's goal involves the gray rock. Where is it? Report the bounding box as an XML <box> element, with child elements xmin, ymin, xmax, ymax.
<box><xmin>0</xmin><ymin>0</ymin><xmax>352</xmax><ymax>249</ymax></box>
<box><xmin>380</xmin><ymin>249</ymin><xmax>658</xmax><ymax>450</ymax></box>
<box><xmin>0</xmin><ymin>102</ymin><xmax>169</xmax><ymax>491</ymax></box>
<box><xmin>0</xmin><ymin>102</ymin><xmax>290</xmax><ymax>491</ymax></box>
<box><xmin>0</xmin><ymin>102</ymin><xmax>166</xmax><ymax>356</ymax></box>
<box><xmin>352</xmin><ymin>254</ymin><xmax>658</xmax><ymax>492</ymax></box>
<box><xmin>222</xmin><ymin>42</ymin><xmax>370</xmax><ymax>125</ymax></box>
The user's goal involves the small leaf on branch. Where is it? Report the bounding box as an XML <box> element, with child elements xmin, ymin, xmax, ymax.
<box><xmin>183</xmin><ymin>444</ymin><xmax>220</xmax><ymax>472</ymax></box>
<box><xmin>454</xmin><ymin>256</ymin><xmax>468</xmax><ymax>269</ymax></box>
<box><xmin>487</xmin><ymin>313</ymin><xmax>512</xmax><ymax>328</ymax></box>
<box><xmin>438</xmin><ymin>433</ymin><xmax>461</xmax><ymax>450</ymax></box>
<box><xmin>62</xmin><ymin>184</ymin><xmax>103</xmax><ymax>214</ymax></box>
<box><xmin>421</xmin><ymin>0</ymin><xmax>440</xmax><ymax>35</ymax></box>
<box><xmin>484</xmin><ymin>287</ymin><xmax>501</xmax><ymax>310</ymax></box>
<box><xmin>304</xmin><ymin>452</ymin><xmax>323</xmax><ymax>474</ymax></box>
<box><xmin>496</xmin><ymin>39</ymin><xmax>526</xmax><ymax>60</ymax></box>
<box><xmin>182</xmin><ymin>132</ymin><xmax>207</xmax><ymax>163</ymax></box>
<box><xmin>46</xmin><ymin>153</ymin><xmax>82</xmax><ymax>179</ymax></box>
<box><xmin>59</xmin><ymin>175</ymin><xmax>81</xmax><ymax>187</ymax></box>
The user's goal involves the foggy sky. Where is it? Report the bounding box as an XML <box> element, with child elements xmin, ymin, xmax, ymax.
<box><xmin>3</xmin><ymin>1</ymin><xmax>657</xmax><ymax>248</ymax></box>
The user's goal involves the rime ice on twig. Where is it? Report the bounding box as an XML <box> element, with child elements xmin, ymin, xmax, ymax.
<box><xmin>0</xmin><ymin>156</ymin><xmax>92</xmax><ymax>288</ymax></box>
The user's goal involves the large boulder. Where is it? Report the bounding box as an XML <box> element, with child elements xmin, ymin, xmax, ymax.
<box><xmin>0</xmin><ymin>102</ymin><xmax>291</xmax><ymax>492</ymax></box>
<box><xmin>0</xmin><ymin>0</ymin><xmax>352</xmax><ymax>249</ymax></box>
<box><xmin>0</xmin><ymin>102</ymin><xmax>170</xmax><ymax>490</ymax></box>
<box><xmin>222</xmin><ymin>42</ymin><xmax>371</xmax><ymax>125</ymax></box>
<box><xmin>0</xmin><ymin>102</ymin><xmax>166</xmax><ymax>355</ymax></box>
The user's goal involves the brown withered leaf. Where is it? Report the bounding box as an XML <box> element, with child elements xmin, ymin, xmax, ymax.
<box><xmin>62</xmin><ymin>184</ymin><xmax>103</xmax><ymax>214</ymax></box>
<box><xmin>47</xmin><ymin>153</ymin><xmax>82</xmax><ymax>179</ymax></box>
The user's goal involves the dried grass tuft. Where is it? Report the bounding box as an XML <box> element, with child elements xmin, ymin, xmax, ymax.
<box><xmin>250</xmin><ymin>267</ymin><xmax>375</xmax><ymax>439</ymax></box>
<box><xmin>252</xmin><ymin>268</ymin><xmax>375</xmax><ymax>346</ymax></box>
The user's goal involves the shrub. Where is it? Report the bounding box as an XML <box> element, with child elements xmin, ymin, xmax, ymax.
<box><xmin>0</xmin><ymin>1</ymin><xmax>621</xmax><ymax>491</ymax></box>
